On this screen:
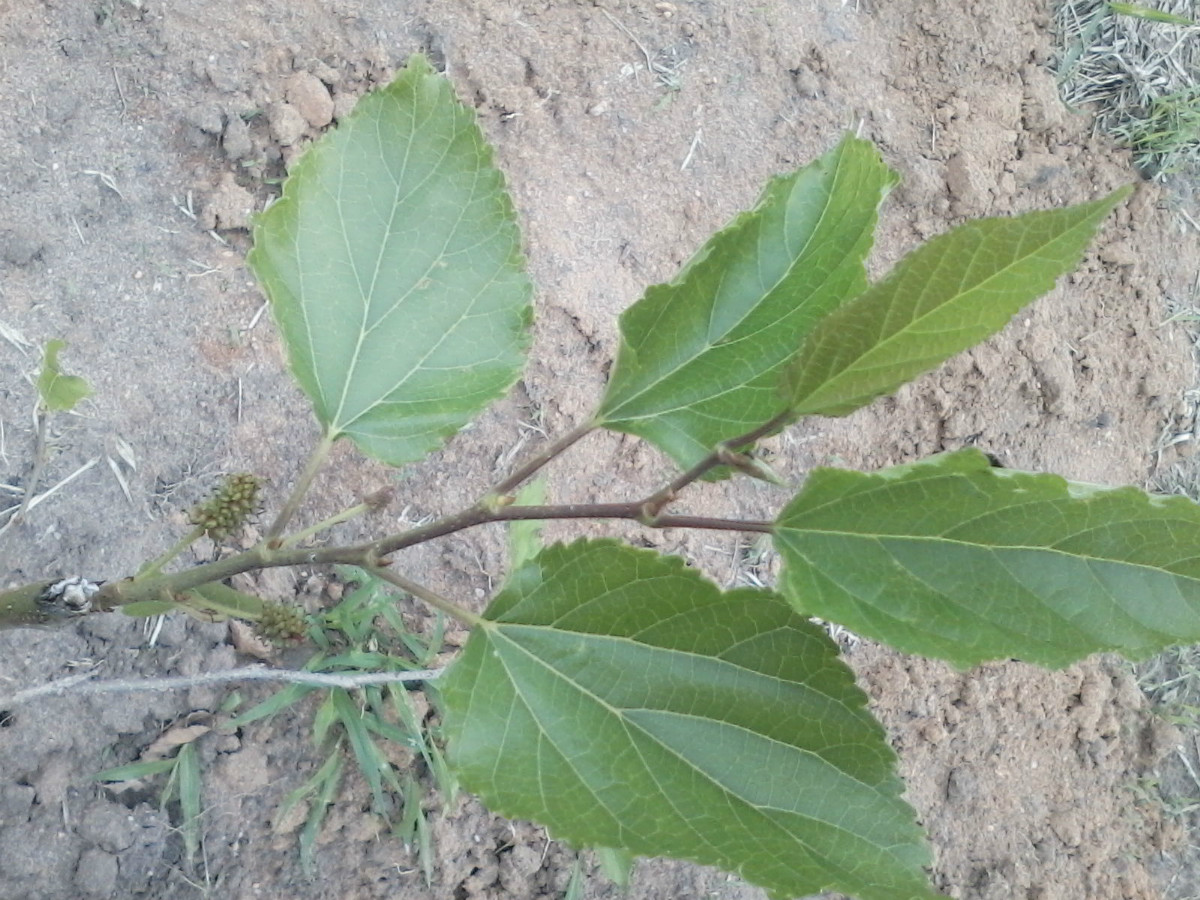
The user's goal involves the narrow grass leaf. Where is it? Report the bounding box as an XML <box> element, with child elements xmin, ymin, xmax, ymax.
<box><xmin>93</xmin><ymin>759</ymin><xmax>179</xmax><ymax>782</ymax></box>
<box><xmin>248</xmin><ymin>54</ymin><xmax>532</xmax><ymax>468</ymax></box>
<box><xmin>225</xmin><ymin>682</ymin><xmax>317</xmax><ymax>728</ymax></box>
<box><xmin>296</xmin><ymin>748</ymin><xmax>345</xmax><ymax>876</ymax></box>
<box><xmin>119</xmin><ymin>600</ymin><xmax>176</xmax><ymax>618</ymax></box>
<box><xmin>564</xmin><ymin>858</ymin><xmax>586</xmax><ymax>900</ymax></box>
<box><xmin>399</xmin><ymin>773</ymin><xmax>434</xmax><ymax>885</ymax></box>
<box><xmin>775</xmin><ymin>448</ymin><xmax>1200</xmax><ymax>668</ymax></box>
<box><xmin>305</xmin><ymin>692</ymin><xmax>335</xmax><ymax>749</ymax></box>
<box><xmin>1108</xmin><ymin>2</ymin><xmax>1196</xmax><ymax>25</ymax></box>
<box><xmin>184</xmin><ymin>582</ymin><xmax>264</xmax><ymax>620</ymax></box>
<box><xmin>596</xmin><ymin>847</ymin><xmax>634</xmax><ymax>889</ymax></box>
<box><xmin>786</xmin><ymin>189</ymin><xmax>1129</xmax><ymax>418</ymax></box>
<box><xmin>331</xmin><ymin>688</ymin><xmax>392</xmax><ymax>815</ymax></box>
<box><xmin>177</xmin><ymin>742</ymin><xmax>203</xmax><ymax>866</ymax></box>
<box><xmin>597</xmin><ymin>136</ymin><xmax>897</xmax><ymax>469</ymax></box>
<box><xmin>440</xmin><ymin>539</ymin><xmax>934</xmax><ymax>900</ymax></box>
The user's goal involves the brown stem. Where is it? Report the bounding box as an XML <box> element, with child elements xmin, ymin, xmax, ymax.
<box><xmin>5</xmin><ymin>414</ymin><xmax>789</xmax><ymax>628</ymax></box>
<box><xmin>71</xmin><ymin>498</ymin><xmax>771</xmax><ymax>618</ymax></box>
<box><xmin>641</xmin><ymin>408</ymin><xmax>794</xmax><ymax>515</ymax></box>
<box><xmin>488</xmin><ymin>419</ymin><xmax>596</xmax><ymax>498</ymax></box>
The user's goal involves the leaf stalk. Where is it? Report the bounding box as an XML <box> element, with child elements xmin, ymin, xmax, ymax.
<box><xmin>267</xmin><ymin>432</ymin><xmax>336</xmax><ymax>544</ymax></box>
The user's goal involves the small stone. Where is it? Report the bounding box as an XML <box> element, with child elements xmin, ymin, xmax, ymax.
<box><xmin>221</xmin><ymin>113</ymin><xmax>253</xmax><ymax>161</ymax></box>
<box><xmin>1022</xmin><ymin>63</ymin><xmax>1068</xmax><ymax>132</ymax></box>
<box><xmin>74</xmin><ymin>847</ymin><xmax>118</xmax><ymax>898</ymax></box>
<box><xmin>78</xmin><ymin>803</ymin><xmax>137</xmax><ymax>853</ymax></box>
<box><xmin>791</xmin><ymin>66</ymin><xmax>821</xmax><ymax>99</ymax></box>
<box><xmin>309</xmin><ymin>60</ymin><xmax>340</xmax><ymax>87</ymax></box>
<box><xmin>945</xmin><ymin>150</ymin><xmax>988</xmax><ymax>214</ymax></box>
<box><xmin>200</xmin><ymin>172</ymin><xmax>256</xmax><ymax>231</ymax></box>
<box><xmin>332</xmin><ymin>89</ymin><xmax>358</xmax><ymax>121</ymax></box>
<box><xmin>267</xmin><ymin>100</ymin><xmax>307</xmax><ymax>146</ymax></box>
<box><xmin>184</xmin><ymin>103</ymin><xmax>224</xmax><ymax>136</ymax></box>
<box><xmin>1099</xmin><ymin>241</ymin><xmax>1138</xmax><ymax>267</ymax></box>
<box><xmin>1048</xmin><ymin>810</ymin><xmax>1083</xmax><ymax>848</ymax></box>
<box><xmin>1014</xmin><ymin>151</ymin><xmax>1066</xmax><ymax>189</ymax></box>
<box><xmin>286</xmin><ymin>72</ymin><xmax>334</xmax><ymax>129</ymax></box>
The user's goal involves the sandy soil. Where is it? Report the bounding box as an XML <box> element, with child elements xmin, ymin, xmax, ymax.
<box><xmin>2</xmin><ymin>1</ymin><xmax>1200</xmax><ymax>898</ymax></box>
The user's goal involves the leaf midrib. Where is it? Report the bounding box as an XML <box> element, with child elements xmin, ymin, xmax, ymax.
<box><xmin>483</xmin><ymin>623</ymin><xmax>903</xmax><ymax>885</ymax></box>
<box><xmin>327</xmin><ymin>97</ymin><xmax>469</xmax><ymax>433</ymax></box>
<box><xmin>777</xmin><ymin>527</ymin><xmax>1193</xmax><ymax>643</ymax></box>
<box><xmin>485</xmin><ymin>620</ymin><xmax>886</xmax><ymax>793</ymax></box>
<box><xmin>601</xmin><ymin>154</ymin><xmax>856</xmax><ymax>422</ymax></box>
<box><xmin>794</xmin><ymin>215</ymin><xmax>1098</xmax><ymax>411</ymax></box>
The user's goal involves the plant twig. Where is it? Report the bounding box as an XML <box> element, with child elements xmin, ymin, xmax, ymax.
<box><xmin>488</xmin><ymin>420</ymin><xmax>596</xmax><ymax>498</ymax></box>
<box><xmin>489</xmin><ymin>504</ymin><xmax>773</xmax><ymax>533</ymax></box>
<box><xmin>137</xmin><ymin>525</ymin><xmax>205</xmax><ymax>578</ymax></box>
<box><xmin>367</xmin><ymin>567</ymin><xmax>484</xmax><ymax>628</ymax></box>
<box><xmin>642</xmin><ymin>408</ymin><xmax>794</xmax><ymax>514</ymax></box>
<box><xmin>280</xmin><ymin>501</ymin><xmax>374</xmax><ymax>549</ymax></box>
<box><xmin>14</xmin><ymin>408</ymin><xmax>50</xmax><ymax>522</ymax></box>
<box><xmin>4</xmin><ymin>415</ymin><xmax>788</xmax><ymax>627</ymax></box>
<box><xmin>0</xmin><ymin>664</ymin><xmax>442</xmax><ymax>708</ymax></box>
<box><xmin>0</xmin><ymin>457</ymin><xmax>100</xmax><ymax>539</ymax></box>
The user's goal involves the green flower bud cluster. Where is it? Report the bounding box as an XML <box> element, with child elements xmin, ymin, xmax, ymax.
<box><xmin>189</xmin><ymin>473</ymin><xmax>262</xmax><ymax>540</ymax></box>
<box><xmin>258</xmin><ymin>600</ymin><xmax>307</xmax><ymax>643</ymax></box>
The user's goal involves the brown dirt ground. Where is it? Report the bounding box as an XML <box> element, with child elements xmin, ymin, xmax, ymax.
<box><xmin>2</xmin><ymin>1</ymin><xmax>1200</xmax><ymax>898</ymax></box>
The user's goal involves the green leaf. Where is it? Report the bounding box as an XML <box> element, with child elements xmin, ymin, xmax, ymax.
<box><xmin>1108</xmin><ymin>2</ymin><xmax>1196</xmax><ymax>25</ymax></box>
<box><xmin>595</xmin><ymin>847</ymin><xmax>634</xmax><ymax>889</ymax></box>
<box><xmin>120</xmin><ymin>600</ymin><xmax>177</xmax><ymax>618</ymax></box>
<box><xmin>786</xmin><ymin>188</ymin><xmax>1130</xmax><ymax>418</ymax></box>
<box><xmin>182</xmin><ymin>582</ymin><xmax>265</xmax><ymax>620</ymax></box>
<box><xmin>37</xmin><ymin>340</ymin><xmax>91</xmax><ymax>412</ymax></box>
<box><xmin>92</xmin><ymin>758</ymin><xmax>178</xmax><ymax>783</ymax></box>
<box><xmin>176</xmin><ymin>742</ymin><xmax>203</xmax><ymax>865</ymax></box>
<box><xmin>248</xmin><ymin>54</ymin><xmax>532</xmax><ymax>467</ymax></box>
<box><xmin>596</xmin><ymin>136</ymin><xmax>897</xmax><ymax>469</ymax></box>
<box><xmin>506</xmin><ymin>477</ymin><xmax>547</xmax><ymax>571</ymax></box>
<box><xmin>774</xmin><ymin>448</ymin><xmax>1200</xmax><ymax>669</ymax></box>
<box><xmin>288</xmin><ymin>743</ymin><xmax>345</xmax><ymax>876</ymax></box>
<box><xmin>440</xmin><ymin>539</ymin><xmax>934</xmax><ymax>900</ymax></box>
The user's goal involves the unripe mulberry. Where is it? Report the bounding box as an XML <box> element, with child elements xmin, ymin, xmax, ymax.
<box><xmin>258</xmin><ymin>600</ymin><xmax>307</xmax><ymax>643</ymax></box>
<box><xmin>189</xmin><ymin>473</ymin><xmax>262</xmax><ymax>541</ymax></box>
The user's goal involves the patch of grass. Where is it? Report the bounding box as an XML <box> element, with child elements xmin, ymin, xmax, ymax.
<box><xmin>95</xmin><ymin>567</ymin><xmax>452</xmax><ymax>880</ymax></box>
<box><xmin>1111</xmin><ymin>86</ymin><xmax>1200</xmax><ymax>175</ymax></box>
<box><xmin>225</xmin><ymin>566</ymin><xmax>453</xmax><ymax>877</ymax></box>
<box><xmin>93</xmin><ymin>728</ymin><xmax>208</xmax><ymax>870</ymax></box>
<box><xmin>1054</xmin><ymin>0</ymin><xmax>1200</xmax><ymax>177</ymax></box>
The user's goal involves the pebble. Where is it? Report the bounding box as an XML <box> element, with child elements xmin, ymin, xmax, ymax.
<box><xmin>267</xmin><ymin>100</ymin><xmax>307</xmax><ymax>146</ymax></box>
<box><xmin>221</xmin><ymin>113</ymin><xmax>253</xmax><ymax>161</ymax></box>
<box><xmin>286</xmin><ymin>71</ymin><xmax>334</xmax><ymax>128</ymax></box>
<box><xmin>1098</xmin><ymin>241</ymin><xmax>1138</xmax><ymax>267</ymax></box>
<box><xmin>201</xmin><ymin>172</ymin><xmax>256</xmax><ymax>230</ymax></box>
<box><xmin>73</xmin><ymin>848</ymin><xmax>118</xmax><ymax>898</ymax></box>
<box><xmin>184</xmin><ymin>103</ymin><xmax>224</xmax><ymax>136</ymax></box>
<box><xmin>0</xmin><ymin>229</ymin><xmax>45</xmax><ymax>266</ymax></box>
<box><xmin>945</xmin><ymin>150</ymin><xmax>988</xmax><ymax>213</ymax></box>
<box><xmin>332</xmin><ymin>89</ymin><xmax>358</xmax><ymax>121</ymax></box>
